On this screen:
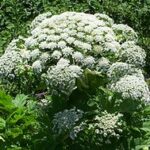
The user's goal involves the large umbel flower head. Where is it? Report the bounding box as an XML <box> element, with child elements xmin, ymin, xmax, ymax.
<box><xmin>0</xmin><ymin>12</ymin><xmax>149</xmax><ymax>102</ymax></box>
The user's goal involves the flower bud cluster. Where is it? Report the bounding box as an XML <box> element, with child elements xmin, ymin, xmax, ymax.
<box><xmin>88</xmin><ymin>111</ymin><xmax>123</xmax><ymax>140</ymax></box>
<box><xmin>52</xmin><ymin>108</ymin><xmax>84</xmax><ymax>135</ymax></box>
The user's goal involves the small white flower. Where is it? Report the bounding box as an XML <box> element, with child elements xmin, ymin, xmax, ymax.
<box><xmin>25</xmin><ymin>37</ymin><xmax>37</xmax><ymax>48</ymax></box>
<box><xmin>31</xmin><ymin>12</ymin><xmax>52</xmax><ymax>29</ymax></box>
<box><xmin>96</xmin><ymin>57</ymin><xmax>110</xmax><ymax>72</ymax></box>
<box><xmin>51</xmin><ymin>50</ymin><xmax>62</xmax><ymax>60</ymax></box>
<box><xmin>5</xmin><ymin>39</ymin><xmax>19</xmax><ymax>52</ymax></box>
<box><xmin>30</xmin><ymin>49</ymin><xmax>41</xmax><ymax>60</ymax></box>
<box><xmin>85</xmin><ymin>35</ymin><xmax>94</xmax><ymax>42</ymax></box>
<box><xmin>31</xmin><ymin>27</ymin><xmax>42</xmax><ymax>37</ymax></box>
<box><xmin>120</xmin><ymin>41</ymin><xmax>146</xmax><ymax>67</ymax></box>
<box><xmin>84</xmin><ymin>56</ymin><xmax>95</xmax><ymax>67</ymax></box>
<box><xmin>72</xmin><ymin>52</ymin><xmax>84</xmax><ymax>63</ymax></box>
<box><xmin>20</xmin><ymin>49</ymin><xmax>31</xmax><ymax>60</ymax></box>
<box><xmin>57</xmin><ymin>41</ymin><xmax>67</xmax><ymax>49</ymax></box>
<box><xmin>112</xmin><ymin>24</ymin><xmax>137</xmax><ymax>42</ymax></box>
<box><xmin>107</xmin><ymin>62</ymin><xmax>144</xmax><ymax>82</ymax></box>
<box><xmin>62</xmin><ymin>47</ymin><xmax>73</xmax><ymax>57</ymax></box>
<box><xmin>95</xmin><ymin>35</ymin><xmax>103</xmax><ymax>43</ymax></box>
<box><xmin>77</xmin><ymin>32</ymin><xmax>85</xmax><ymax>38</ymax></box>
<box><xmin>81</xmin><ymin>43</ymin><xmax>92</xmax><ymax>51</ymax></box>
<box><xmin>57</xmin><ymin>58</ymin><xmax>70</xmax><ymax>68</ymax></box>
<box><xmin>84</xmin><ymin>26</ymin><xmax>93</xmax><ymax>33</ymax></box>
<box><xmin>32</xmin><ymin>60</ymin><xmax>42</xmax><ymax>73</ymax></box>
<box><xmin>40</xmin><ymin>52</ymin><xmax>50</xmax><ymax>63</ymax></box>
<box><xmin>95</xmin><ymin>13</ymin><xmax>114</xmax><ymax>26</ymax></box>
<box><xmin>46</xmin><ymin>35</ymin><xmax>61</xmax><ymax>42</ymax></box>
<box><xmin>39</xmin><ymin>41</ymin><xmax>48</xmax><ymax>49</ymax></box>
<box><xmin>74</xmin><ymin>40</ymin><xmax>82</xmax><ymax>47</ymax></box>
<box><xmin>66</xmin><ymin>37</ymin><xmax>75</xmax><ymax>44</ymax></box>
<box><xmin>0</xmin><ymin>51</ymin><xmax>22</xmax><ymax>77</ymax></box>
<box><xmin>52</xmin><ymin>108</ymin><xmax>83</xmax><ymax>135</ymax></box>
<box><xmin>47</xmin><ymin>42</ymin><xmax>57</xmax><ymax>50</ymax></box>
<box><xmin>68</xmin><ymin>65</ymin><xmax>83</xmax><ymax>77</ymax></box>
<box><xmin>61</xmin><ymin>33</ymin><xmax>69</xmax><ymax>39</ymax></box>
<box><xmin>105</xmin><ymin>41</ymin><xmax>120</xmax><ymax>53</ymax></box>
<box><xmin>38</xmin><ymin>34</ymin><xmax>47</xmax><ymax>42</ymax></box>
<box><xmin>87</xmin><ymin>111</ymin><xmax>123</xmax><ymax>139</ymax></box>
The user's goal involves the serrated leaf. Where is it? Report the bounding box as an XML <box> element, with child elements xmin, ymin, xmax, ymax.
<box><xmin>6</xmin><ymin>127</ymin><xmax>23</xmax><ymax>138</ymax></box>
<box><xmin>13</xmin><ymin>94</ymin><xmax>28</xmax><ymax>107</ymax></box>
<box><xmin>0</xmin><ymin>117</ymin><xmax>6</xmax><ymax>129</ymax></box>
<box><xmin>0</xmin><ymin>91</ymin><xmax>14</xmax><ymax>112</ymax></box>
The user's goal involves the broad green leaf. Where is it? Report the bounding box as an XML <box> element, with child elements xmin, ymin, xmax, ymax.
<box><xmin>6</xmin><ymin>127</ymin><xmax>23</xmax><ymax>138</ymax></box>
<box><xmin>141</xmin><ymin>127</ymin><xmax>150</xmax><ymax>133</ymax></box>
<box><xmin>136</xmin><ymin>145</ymin><xmax>150</xmax><ymax>150</ymax></box>
<box><xmin>13</xmin><ymin>94</ymin><xmax>28</xmax><ymax>107</ymax></box>
<box><xmin>0</xmin><ymin>91</ymin><xmax>14</xmax><ymax>111</ymax></box>
<box><xmin>0</xmin><ymin>117</ymin><xmax>6</xmax><ymax>129</ymax></box>
<box><xmin>143</xmin><ymin>105</ymin><xmax>150</xmax><ymax>115</ymax></box>
<box><xmin>143</xmin><ymin>121</ymin><xmax>150</xmax><ymax>128</ymax></box>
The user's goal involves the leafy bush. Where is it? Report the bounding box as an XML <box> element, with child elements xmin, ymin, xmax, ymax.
<box><xmin>0</xmin><ymin>91</ymin><xmax>40</xmax><ymax>149</ymax></box>
<box><xmin>0</xmin><ymin>12</ymin><xmax>150</xmax><ymax>149</ymax></box>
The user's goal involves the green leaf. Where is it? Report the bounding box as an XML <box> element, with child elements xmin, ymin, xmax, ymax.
<box><xmin>13</xmin><ymin>94</ymin><xmax>28</xmax><ymax>107</ymax></box>
<box><xmin>143</xmin><ymin>121</ymin><xmax>150</xmax><ymax>128</ymax></box>
<box><xmin>0</xmin><ymin>117</ymin><xmax>6</xmax><ymax>129</ymax></box>
<box><xmin>6</xmin><ymin>127</ymin><xmax>23</xmax><ymax>138</ymax></box>
<box><xmin>141</xmin><ymin>127</ymin><xmax>150</xmax><ymax>133</ymax></box>
<box><xmin>143</xmin><ymin>105</ymin><xmax>150</xmax><ymax>115</ymax></box>
<box><xmin>0</xmin><ymin>91</ymin><xmax>14</xmax><ymax>112</ymax></box>
<box><xmin>0</xmin><ymin>136</ymin><xmax>5</xmax><ymax>142</ymax></box>
<box><xmin>135</xmin><ymin>145</ymin><xmax>150</xmax><ymax>150</ymax></box>
<box><xmin>77</xmin><ymin>69</ymin><xmax>106</xmax><ymax>94</ymax></box>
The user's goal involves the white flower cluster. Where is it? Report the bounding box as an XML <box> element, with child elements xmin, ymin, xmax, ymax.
<box><xmin>110</xmin><ymin>75</ymin><xmax>150</xmax><ymax>102</ymax></box>
<box><xmin>0</xmin><ymin>11</ymin><xmax>148</xmax><ymax>99</ymax></box>
<box><xmin>108</xmin><ymin>61</ymin><xmax>150</xmax><ymax>102</ymax></box>
<box><xmin>107</xmin><ymin>62</ymin><xmax>144</xmax><ymax>82</ymax></box>
<box><xmin>68</xmin><ymin>111</ymin><xmax>123</xmax><ymax>141</ymax></box>
<box><xmin>31</xmin><ymin>12</ymin><xmax>52</xmax><ymax>29</ymax></box>
<box><xmin>0</xmin><ymin>51</ymin><xmax>22</xmax><ymax>78</ymax></box>
<box><xmin>120</xmin><ymin>41</ymin><xmax>146</xmax><ymax>67</ymax></box>
<box><xmin>88</xmin><ymin>111</ymin><xmax>123</xmax><ymax>141</ymax></box>
<box><xmin>52</xmin><ymin>108</ymin><xmax>84</xmax><ymax>135</ymax></box>
<box><xmin>25</xmin><ymin>12</ymin><xmax>123</xmax><ymax>59</ymax></box>
<box><xmin>45</xmin><ymin>58</ymin><xmax>83</xmax><ymax>95</ymax></box>
<box><xmin>112</xmin><ymin>24</ymin><xmax>137</xmax><ymax>42</ymax></box>
<box><xmin>32</xmin><ymin>60</ymin><xmax>43</xmax><ymax>73</ymax></box>
<box><xmin>96</xmin><ymin>57</ymin><xmax>110</xmax><ymax>72</ymax></box>
<box><xmin>69</xmin><ymin>122</ymin><xmax>86</xmax><ymax>140</ymax></box>
<box><xmin>5</xmin><ymin>39</ymin><xmax>20</xmax><ymax>52</ymax></box>
<box><xmin>94</xmin><ymin>13</ymin><xmax>114</xmax><ymax>27</ymax></box>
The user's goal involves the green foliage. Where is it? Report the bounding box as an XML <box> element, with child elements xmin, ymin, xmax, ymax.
<box><xmin>0</xmin><ymin>91</ymin><xmax>40</xmax><ymax>150</ymax></box>
<box><xmin>0</xmin><ymin>0</ymin><xmax>44</xmax><ymax>54</ymax></box>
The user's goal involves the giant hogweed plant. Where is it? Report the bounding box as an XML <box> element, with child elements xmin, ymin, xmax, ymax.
<box><xmin>0</xmin><ymin>12</ymin><xmax>150</xmax><ymax>149</ymax></box>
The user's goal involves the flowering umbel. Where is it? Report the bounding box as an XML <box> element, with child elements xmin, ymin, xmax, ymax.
<box><xmin>0</xmin><ymin>12</ymin><xmax>149</xmax><ymax>102</ymax></box>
